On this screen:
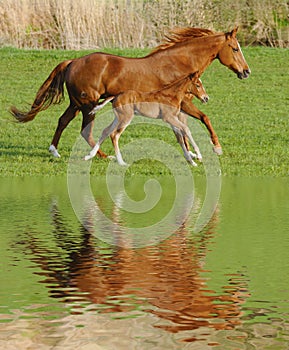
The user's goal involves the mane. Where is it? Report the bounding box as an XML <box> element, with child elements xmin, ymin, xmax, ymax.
<box><xmin>149</xmin><ymin>27</ymin><xmax>216</xmax><ymax>55</ymax></box>
<box><xmin>156</xmin><ymin>73</ymin><xmax>192</xmax><ymax>92</ymax></box>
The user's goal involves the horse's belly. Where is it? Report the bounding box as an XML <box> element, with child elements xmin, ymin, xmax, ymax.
<box><xmin>135</xmin><ymin>102</ymin><xmax>160</xmax><ymax>119</ymax></box>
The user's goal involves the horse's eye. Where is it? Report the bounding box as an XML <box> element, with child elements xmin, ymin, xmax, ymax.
<box><xmin>232</xmin><ymin>47</ymin><xmax>239</xmax><ymax>53</ymax></box>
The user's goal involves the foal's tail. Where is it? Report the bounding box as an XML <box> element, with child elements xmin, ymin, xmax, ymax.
<box><xmin>89</xmin><ymin>96</ymin><xmax>115</xmax><ymax>115</ymax></box>
<box><xmin>10</xmin><ymin>60</ymin><xmax>73</xmax><ymax>123</ymax></box>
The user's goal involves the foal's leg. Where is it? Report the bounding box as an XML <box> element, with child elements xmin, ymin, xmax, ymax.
<box><xmin>110</xmin><ymin>126</ymin><xmax>128</xmax><ymax>166</ymax></box>
<box><xmin>84</xmin><ymin>117</ymin><xmax>119</xmax><ymax>161</ymax></box>
<box><xmin>49</xmin><ymin>103</ymin><xmax>79</xmax><ymax>157</ymax></box>
<box><xmin>165</xmin><ymin>116</ymin><xmax>202</xmax><ymax>162</ymax></box>
<box><xmin>109</xmin><ymin>106</ymin><xmax>134</xmax><ymax>166</ymax></box>
<box><xmin>81</xmin><ymin>108</ymin><xmax>107</xmax><ymax>158</ymax></box>
<box><xmin>181</xmin><ymin>97</ymin><xmax>222</xmax><ymax>155</ymax></box>
<box><xmin>177</xmin><ymin>112</ymin><xmax>197</xmax><ymax>161</ymax></box>
<box><xmin>171</xmin><ymin>126</ymin><xmax>198</xmax><ymax>166</ymax></box>
<box><xmin>85</xmin><ymin>103</ymin><xmax>132</xmax><ymax>165</ymax></box>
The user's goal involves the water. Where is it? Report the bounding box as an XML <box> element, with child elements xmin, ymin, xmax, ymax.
<box><xmin>0</xmin><ymin>177</ymin><xmax>289</xmax><ymax>349</ymax></box>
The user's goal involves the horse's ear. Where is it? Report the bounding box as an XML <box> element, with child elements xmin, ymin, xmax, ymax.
<box><xmin>226</xmin><ymin>26</ymin><xmax>239</xmax><ymax>39</ymax></box>
<box><xmin>232</xmin><ymin>26</ymin><xmax>239</xmax><ymax>37</ymax></box>
<box><xmin>190</xmin><ymin>70</ymin><xmax>199</xmax><ymax>79</ymax></box>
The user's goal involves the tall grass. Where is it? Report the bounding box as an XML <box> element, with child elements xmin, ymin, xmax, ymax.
<box><xmin>0</xmin><ymin>0</ymin><xmax>288</xmax><ymax>49</ymax></box>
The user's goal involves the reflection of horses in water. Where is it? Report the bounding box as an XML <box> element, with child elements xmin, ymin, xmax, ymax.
<box><xmin>10</xmin><ymin>27</ymin><xmax>250</xmax><ymax>158</ymax></box>
<box><xmin>18</xmin><ymin>197</ymin><xmax>250</xmax><ymax>338</ymax></box>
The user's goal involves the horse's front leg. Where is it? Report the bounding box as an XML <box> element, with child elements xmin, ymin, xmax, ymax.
<box><xmin>177</xmin><ymin>112</ymin><xmax>196</xmax><ymax>161</ymax></box>
<box><xmin>171</xmin><ymin>126</ymin><xmax>197</xmax><ymax>166</ymax></box>
<box><xmin>165</xmin><ymin>114</ymin><xmax>201</xmax><ymax>164</ymax></box>
<box><xmin>180</xmin><ymin>97</ymin><xmax>222</xmax><ymax>155</ymax></box>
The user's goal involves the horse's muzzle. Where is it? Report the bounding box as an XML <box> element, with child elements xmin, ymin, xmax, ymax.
<box><xmin>238</xmin><ymin>69</ymin><xmax>251</xmax><ymax>79</ymax></box>
<box><xmin>201</xmin><ymin>96</ymin><xmax>209</xmax><ymax>104</ymax></box>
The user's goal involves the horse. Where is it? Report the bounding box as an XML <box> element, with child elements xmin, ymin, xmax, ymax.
<box><xmin>86</xmin><ymin>72</ymin><xmax>209</xmax><ymax>166</ymax></box>
<box><xmin>10</xmin><ymin>27</ymin><xmax>250</xmax><ymax>158</ymax></box>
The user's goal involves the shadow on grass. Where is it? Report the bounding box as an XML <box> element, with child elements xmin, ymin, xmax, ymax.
<box><xmin>0</xmin><ymin>143</ymin><xmax>56</xmax><ymax>158</ymax></box>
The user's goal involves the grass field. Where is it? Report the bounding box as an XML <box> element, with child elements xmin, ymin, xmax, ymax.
<box><xmin>0</xmin><ymin>46</ymin><xmax>288</xmax><ymax>177</ymax></box>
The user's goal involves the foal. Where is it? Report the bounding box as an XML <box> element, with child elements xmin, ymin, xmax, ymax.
<box><xmin>85</xmin><ymin>72</ymin><xmax>209</xmax><ymax>166</ymax></box>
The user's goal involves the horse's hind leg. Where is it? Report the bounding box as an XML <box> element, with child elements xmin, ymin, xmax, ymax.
<box><xmin>84</xmin><ymin>117</ymin><xmax>119</xmax><ymax>161</ymax></box>
<box><xmin>81</xmin><ymin>109</ymin><xmax>107</xmax><ymax>158</ymax></box>
<box><xmin>109</xmin><ymin>107</ymin><xmax>134</xmax><ymax>166</ymax></box>
<box><xmin>110</xmin><ymin>126</ymin><xmax>128</xmax><ymax>166</ymax></box>
<box><xmin>87</xmin><ymin>116</ymin><xmax>130</xmax><ymax>165</ymax></box>
<box><xmin>49</xmin><ymin>103</ymin><xmax>79</xmax><ymax>158</ymax></box>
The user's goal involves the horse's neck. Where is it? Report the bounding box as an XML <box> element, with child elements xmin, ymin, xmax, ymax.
<box><xmin>182</xmin><ymin>35</ymin><xmax>225</xmax><ymax>71</ymax></box>
<box><xmin>150</xmin><ymin>34</ymin><xmax>225</xmax><ymax>76</ymax></box>
<box><xmin>154</xmin><ymin>77</ymin><xmax>191</xmax><ymax>106</ymax></box>
<box><xmin>172</xmin><ymin>78</ymin><xmax>192</xmax><ymax>100</ymax></box>
<box><xmin>161</xmin><ymin>76</ymin><xmax>190</xmax><ymax>95</ymax></box>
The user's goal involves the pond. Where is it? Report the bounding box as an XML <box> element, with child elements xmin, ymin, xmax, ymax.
<box><xmin>0</xmin><ymin>176</ymin><xmax>289</xmax><ymax>349</ymax></box>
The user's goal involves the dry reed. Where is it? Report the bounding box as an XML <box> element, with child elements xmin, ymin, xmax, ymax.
<box><xmin>0</xmin><ymin>0</ymin><xmax>288</xmax><ymax>49</ymax></box>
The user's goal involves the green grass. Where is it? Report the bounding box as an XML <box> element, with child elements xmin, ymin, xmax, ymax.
<box><xmin>0</xmin><ymin>46</ymin><xmax>288</xmax><ymax>177</ymax></box>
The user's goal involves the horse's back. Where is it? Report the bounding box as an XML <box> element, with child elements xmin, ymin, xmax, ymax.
<box><xmin>65</xmin><ymin>52</ymin><xmax>162</xmax><ymax>101</ymax></box>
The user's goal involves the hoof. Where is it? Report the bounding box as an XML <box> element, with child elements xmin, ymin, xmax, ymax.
<box><xmin>49</xmin><ymin>145</ymin><xmax>61</xmax><ymax>158</ymax></box>
<box><xmin>188</xmin><ymin>151</ymin><xmax>202</xmax><ymax>162</ymax></box>
<box><xmin>213</xmin><ymin>146</ymin><xmax>223</xmax><ymax>155</ymax></box>
<box><xmin>188</xmin><ymin>151</ymin><xmax>197</xmax><ymax>159</ymax></box>
<box><xmin>186</xmin><ymin>158</ymin><xmax>198</xmax><ymax>167</ymax></box>
<box><xmin>97</xmin><ymin>150</ymin><xmax>108</xmax><ymax>159</ymax></box>
<box><xmin>107</xmin><ymin>155</ymin><xmax>116</xmax><ymax>160</ymax></box>
<box><xmin>84</xmin><ymin>155</ymin><xmax>93</xmax><ymax>161</ymax></box>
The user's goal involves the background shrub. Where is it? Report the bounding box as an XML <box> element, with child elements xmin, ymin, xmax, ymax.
<box><xmin>0</xmin><ymin>0</ymin><xmax>288</xmax><ymax>49</ymax></box>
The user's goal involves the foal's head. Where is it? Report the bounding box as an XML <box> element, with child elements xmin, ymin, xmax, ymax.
<box><xmin>187</xmin><ymin>72</ymin><xmax>209</xmax><ymax>104</ymax></box>
<box><xmin>217</xmin><ymin>27</ymin><xmax>251</xmax><ymax>79</ymax></box>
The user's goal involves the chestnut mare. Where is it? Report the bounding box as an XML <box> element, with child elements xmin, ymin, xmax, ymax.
<box><xmin>10</xmin><ymin>27</ymin><xmax>250</xmax><ymax>158</ymax></box>
<box><xmin>86</xmin><ymin>72</ymin><xmax>208</xmax><ymax>166</ymax></box>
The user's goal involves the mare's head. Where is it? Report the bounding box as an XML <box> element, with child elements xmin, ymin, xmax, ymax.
<box><xmin>217</xmin><ymin>27</ymin><xmax>251</xmax><ymax>79</ymax></box>
<box><xmin>187</xmin><ymin>72</ymin><xmax>209</xmax><ymax>103</ymax></box>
